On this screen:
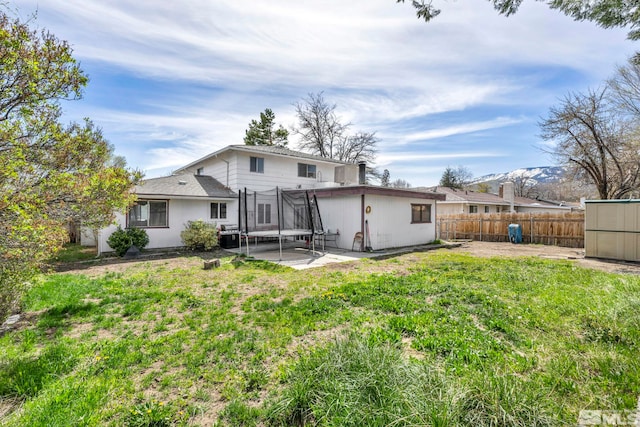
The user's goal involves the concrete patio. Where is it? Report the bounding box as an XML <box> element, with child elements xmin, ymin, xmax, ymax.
<box><xmin>226</xmin><ymin>241</ymin><xmax>456</xmax><ymax>270</ymax></box>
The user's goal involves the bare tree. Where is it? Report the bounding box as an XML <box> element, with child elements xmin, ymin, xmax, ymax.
<box><xmin>293</xmin><ymin>92</ymin><xmax>377</xmax><ymax>164</ymax></box>
<box><xmin>608</xmin><ymin>58</ymin><xmax>640</xmax><ymax>117</ymax></box>
<box><xmin>391</xmin><ymin>178</ymin><xmax>411</xmax><ymax>188</ymax></box>
<box><xmin>293</xmin><ymin>92</ymin><xmax>349</xmax><ymax>159</ymax></box>
<box><xmin>335</xmin><ymin>131</ymin><xmax>378</xmax><ymax>164</ymax></box>
<box><xmin>513</xmin><ymin>174</ymin><xmax>538</xmax><ymax>198</ymax></box>
<box><xmin>540</xmin><ymin>88</ymin><xmax>640</xmax><ymax>199</ymax></box>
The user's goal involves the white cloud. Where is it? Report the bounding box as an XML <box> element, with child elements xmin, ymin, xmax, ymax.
<box><xmin>17</xmin><ymin>0</ymin><xmax>638</xmax><ymax>186</ymax></box>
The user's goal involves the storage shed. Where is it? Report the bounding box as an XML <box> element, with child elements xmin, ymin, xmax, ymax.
<box><xmin>585</xmin><ymin>199</ymin><xmax>640</xmax><ymax>262</ymax></box>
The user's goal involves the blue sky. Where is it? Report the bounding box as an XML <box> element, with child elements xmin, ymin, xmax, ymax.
<box><xmin>19</xmin><ymin>0</ymin><xmax>637</xmax><ymax>186</ymax></box>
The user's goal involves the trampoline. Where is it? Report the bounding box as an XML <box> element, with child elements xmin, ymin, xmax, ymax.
<box><xmin>239</xmin><ymin>187</ymin><xmax>324</xmax><ymax>259</ymax></box>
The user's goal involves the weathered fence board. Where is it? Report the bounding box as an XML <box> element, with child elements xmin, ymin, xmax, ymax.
<box><xmin>437</xmin><ymin>212</ymin><xmax>584</xmax><ymax>248</ymax></box>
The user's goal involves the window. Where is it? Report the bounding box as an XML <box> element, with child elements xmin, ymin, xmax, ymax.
<box><xmin>211</xmin><ymin>202</ymin><xmax>227</xmax><ymax>219</ymax></box>
<box><xmin>258</xmin><ymin>203</ymin><xmax>271</xmax><ymax>224</ymax></box>
<box><xmin>298</xmin><ymin>163</ymin><xmax>316</xmax><ymax>178</ymax></box>
<box><xmin>128</xmin><ymin>200</ymin><xmax>168</xmax><ymax>227</ymax></box>
<box><xmin>411</xmin><ymin>204</ymin><xmax>431</xmax><ymax>223</ymax></box>
<box><xmin>196</xmin><ymin>167</ymin><xmax>204</xmax><ymax>175</ymax></box>
<box><xmin>496</xmin><ymin>207</ymin><xmax>501</xmax><ymax>213</ymax></box>
<box><xmin>250</xmin><ymin>157</ymin><xmax>264</xmax><ymax>173</ymax></box>
<box><xmin>469</xmin><ymin>205</ymin><xmax>478</xmax><ymax>214</ymax></box>
<box><xmin>484</xmin><ymin>206</ymin><xmax>490</xmax><ymax>213</ymax></box>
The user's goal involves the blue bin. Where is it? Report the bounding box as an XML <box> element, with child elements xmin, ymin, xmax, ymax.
<box><xmin>508</xmin><ymin>224</ymin><xmax>522</xmax><ymax>244</ymax></box>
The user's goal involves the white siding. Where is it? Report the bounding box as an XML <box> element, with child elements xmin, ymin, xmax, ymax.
<box><xmin>317</xmin><ymin>197</ymin><xmax>362</xmax><ymax>250</ymax></box>
<box><xmin>186</xmin><ymin>150</ymin><xmax>358</xmax><ymax>193</ymax></box>
<box><xmin>318</xmin><ymin>194</ymin><xmax>437</xmax><ymax>250</ymax></box>
<box><xmin>96</xmin><ymin>198</ymin><xmax>238</xmax><ymax>253</ymax></box>
<box><xmin>231</xmin><ymin>152</ymin><xmax>344</xmax><ymax>192</ymax></box>
<box><xmin>366</xmin><ymin>195</ymin><xmax>436</xmax><ymax>249</ymax></box>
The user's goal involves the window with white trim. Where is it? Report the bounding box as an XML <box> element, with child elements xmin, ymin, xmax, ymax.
<box><xmin>258</xmin><ymin>203</ymin><xmax>271</xmax><ymax>224</ymax></box>
<box><xmin>250</xmin><ymin>157</ymin><xmax>264</xmax><ymax>173</ymax></box>
<box><xmin>469</xmin><ymin>205</ymin><xmax>478</xmax><ymax>214</ymax></box>
<box><xmin>128</xmin><ymin>200</ymin><xmax>168</xmax><ymax>228</ymax></box>
<box><xmin>297</xmin><ymin>163</ymin><xmax>316</xmax><ymax>178</ymax></box>
<box><xmin>211</xmin><ymin>202</ymin><xmax>227</xmax><ymax>219</ymax></box>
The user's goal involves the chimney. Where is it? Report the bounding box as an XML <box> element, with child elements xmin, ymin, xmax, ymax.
<box><xmin>358</xmin><ymin>161</ymin><xmax>366</xmax><ymax>185</ymax></box>
<box><xmin>501</xmin><ymin>182</ymin><xmax>515</xmax><ymax>212</ymax></box>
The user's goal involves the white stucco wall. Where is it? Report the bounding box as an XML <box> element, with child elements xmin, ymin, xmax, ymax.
<box><xmin>317</xmin><ymin>196</ymin><xmax>362</xmax><ymax>250</ymax></box>
<box><xmin>317</xmin><ymin>193</ymin><xmax>437</xmax><ymax>251</ymax></box>
<box><xmin>93</xmin><ymin>197</ymin><xmax>238</xmax><ymax>253</ymax></box>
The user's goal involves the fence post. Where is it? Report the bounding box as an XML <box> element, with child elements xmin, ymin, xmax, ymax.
<box><xmin>479</xmin><ymin>218</ymin><xmax>483</xmax><ymax>241</ymax></box>
<box><xmin>530</xmin><ymin>215</ymin><xmax>534</xmax><ymax>243</ymax></box>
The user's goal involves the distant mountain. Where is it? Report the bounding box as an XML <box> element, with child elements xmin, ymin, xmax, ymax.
<box><xmin>469</xmin><ymin>166</ymin><xmax>566</xmax><ymax>193</ymax></box>
<box><xmin>473</xmin><ymin>166</ymin><xmax>565</xmax><ymax>184</ymax></box>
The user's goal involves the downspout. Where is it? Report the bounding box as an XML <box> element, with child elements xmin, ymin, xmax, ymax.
<box><xmin>434</xmin><ymin>199</ymin><xmax>438</xmax><ymax>241</ymax></box>
<box><xmin>361</xmin><ymin>193</ymin><xmax>365</xmax><ymax>251</ymax></box>
<box><xmin>220</xmin><ymin>158</ymin><xmax>230</xmax><ymax>189</ymax></box>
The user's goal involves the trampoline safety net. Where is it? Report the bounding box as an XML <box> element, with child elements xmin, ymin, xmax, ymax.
<box><xmin>238</xmin><ymin>188</ymin><xmax>324</xmax><ymax>235</ymax></box>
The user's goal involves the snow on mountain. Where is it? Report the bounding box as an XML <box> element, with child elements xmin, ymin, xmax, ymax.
<box><xmin>472</xmin><ymin>166</ymin><xmax>566</xmax><ymax>186</ymax></box>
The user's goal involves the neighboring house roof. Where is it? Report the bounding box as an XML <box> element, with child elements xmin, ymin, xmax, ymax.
<box><xmin>135</xmin><ymin>174</ymin><xmax>237</xmax><ymax>199</ymax></box>
<box><xmin>428</xmin><ymin>186</ymin><xmax>566</xmax><ymax>208</ymax></box>
<box><xmin>174</xmin><ymin>144</ymin><xmax>354</xmax><ymax>174</ymax></box>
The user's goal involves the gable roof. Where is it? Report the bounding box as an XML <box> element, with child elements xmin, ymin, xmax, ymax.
<box><xmin>174</xmin><ymin>144</ymin><xmax>353</xmax><ymax>174</ymax></box>
<box><xmin>428</xmin><ymin>186</ymin><xmax>564</xmax><ymax>208</ymax></box>
<box><xmin>135</xmin><ymin>173</ymin><xmax>237</xmax><ymax>199</ymax></box>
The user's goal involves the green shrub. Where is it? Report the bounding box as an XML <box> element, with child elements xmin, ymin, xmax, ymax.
<box><xmin>180</xmin><ymin>220</ymin><xmax>218</xmax><ymax>251</ymax></box>
<box><xmin>106</xmin><ymin>227</ymin><xmax>149</xmax><ymax>256</ymax></box>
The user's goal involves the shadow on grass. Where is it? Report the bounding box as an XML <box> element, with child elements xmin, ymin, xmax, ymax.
<box><xmin>51</xmin><ymin>248</ymin><xmax>236</xmax><ymax>273</ymax></box>
<box><xmin>0</xmin><ymin>343</ymin><xmax>79</xmax><ymax>398</ymax></box>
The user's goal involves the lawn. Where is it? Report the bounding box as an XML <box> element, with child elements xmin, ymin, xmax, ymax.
<box><xmin>1</xmin><ymin>249</ymin><xmax>639</xmax><ymax>426</ymax></box>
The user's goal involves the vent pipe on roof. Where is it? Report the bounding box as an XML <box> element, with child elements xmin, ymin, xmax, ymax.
<box><xmin>358</xmin><ymin>161</ymin><xmax>366</xmax><ymax>185</ymax></box>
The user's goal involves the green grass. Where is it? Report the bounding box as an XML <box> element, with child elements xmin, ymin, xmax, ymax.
<box><xmin>1</xmin><ymin>251</ymin><xmax>639</xmax><ymax>426</ymax></box>
<box><xmin>49</xmin><ymin>243</ymin><xmax>98</xmax><ymax>263</ymax></box>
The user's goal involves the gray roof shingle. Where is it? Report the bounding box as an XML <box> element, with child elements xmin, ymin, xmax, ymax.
<box><xmin>135</xmin><ymin>174</ymin><xmax>237</xmax><ymax>199</ymax></box>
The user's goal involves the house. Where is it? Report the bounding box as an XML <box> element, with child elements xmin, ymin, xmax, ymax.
<box><xmin>88</xmin><ymin>144</ymin><xmax>445</xmax><ymax>253</ymax></box>
<box><xmin>84</xmin><ymin>173</ymin><xmax>237</xmax><ymax>254</ymax></box>
<box><xmin>429</xmin><ymin>182</ymin><xmax>574</xmax><ymax>215</ymax></box>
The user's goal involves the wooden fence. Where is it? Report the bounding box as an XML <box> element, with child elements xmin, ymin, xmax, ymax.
<box><xmin>437</xmin><ymin>212</ymin><xmax>585</xmax><ymax>248</ymax></box>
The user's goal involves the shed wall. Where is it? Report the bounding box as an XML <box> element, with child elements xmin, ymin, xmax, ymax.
<box><xmin>585</xmin><ymin>200</ymin><xmax>640</xmax><ymax>261</ymax></box>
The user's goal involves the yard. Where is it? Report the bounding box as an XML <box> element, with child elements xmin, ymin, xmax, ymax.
<box><xmin>1</xmin><ymin>244</ymin><xmax>639</xmax><ymax>426</ymax></box>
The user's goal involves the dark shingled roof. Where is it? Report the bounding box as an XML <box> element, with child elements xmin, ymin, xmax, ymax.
<box><xmin>135</xmin><ymin>174</ymin><xmax>237</xmax><ymax>199</ymax></box>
